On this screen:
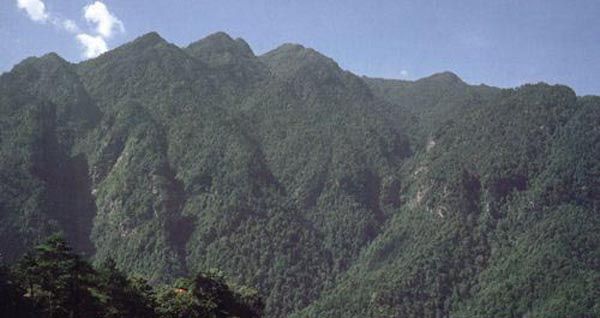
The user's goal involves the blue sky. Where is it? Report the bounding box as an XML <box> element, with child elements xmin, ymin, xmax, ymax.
<box><xmin>2</xmin><ymin>0</ymin><xmax>599</xmax><ymax>95</ymax></box>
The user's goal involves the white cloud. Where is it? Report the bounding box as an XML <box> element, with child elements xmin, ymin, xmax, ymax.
<box><xmin>83</xmin><ymin>1</ymin><xmax>124</xmax><ymax>38</ymax></box>
<box><xmin>16</xmin><ymin>0</ymin><xmax>80</xmax><ymax>32</ymax></box>
<box><xmin>78</xmin><ymin>2</ymin><xmax>124</xmax><ymax>59</ymax></box>
<box><xmin>62</xmin><ymin>19</ymin><xmax>79</xmax><ymax>33</ymax></box>
<box><xmin>400</xmin><ymin>70</ymin><xmax>409</xmax><ymax>78</ymax></box>
<box><xmin>16</xmin><ymin>0</ymin><xmax>125</xmax><ymax>59</ymax></box>
<box><xmin>16</xmin><ymin>0</ymin><xmax>48</xmax><ymax>22</ymax></box>
<box><xmin>76</xmin><ymin>33</ymin><xmax>108</xmax><ymax>58</ymax></box>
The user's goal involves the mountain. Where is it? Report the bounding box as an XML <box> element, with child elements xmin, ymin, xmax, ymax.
<box><xmin>0</xmin><ymin>32</ymin><xmax>599</xmax><ymax>317</ymax></box>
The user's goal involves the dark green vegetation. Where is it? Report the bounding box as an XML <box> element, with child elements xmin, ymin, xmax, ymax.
<box><xmin>1</xmin><ymin>235</ymin><xmax>262</xmax><ymax>317</ymax></box>
<box><xmin>1</xmin><ymin>31</ymin><xmax>599</xmax><ymax>317</ymax></box>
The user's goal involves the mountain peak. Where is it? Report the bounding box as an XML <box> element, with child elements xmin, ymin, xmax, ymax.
<box><xmin>203</xmin><ymin>31</ymin><xmax>234</xmax><ymax>42</ymax></box>
<box><xmin>262</xmin><ymin>42</ymin><xmax>329</xmax><ymax>59</ymax></box>
<box><xmin>260</xmin><ymin>43</ymin><xmax>339</xmax><ymax>73</ymax></box>
<box><xmin>130</xmin><ymin>31</ymin><xmax>168</xmax><ymax>48</ymax></box>
<box><xmin>77</xmin><ymin>31</ymin><xmax>173</xmax><ymax>66</ymax></box>
<box><xmin>420</xmin><ymin>71</ymin><xmax>464</xmax><ymax>84</ymax></box>
<box><xmin>40</xmin><ymin>52</ymin><xmax>67</xmax><ymax>63</ymax></box>
<box><xmin>186</xmin><ymin>31</ymin><xmax>254</xmax><ymax>60</ymax></box>
<box><xmin>11</xmin><ymin>52</ymin><xmax>69</xmax><ymax>74</ymax></box>
<box><xmin>275</xmin><ymin>43</ymin><xmax>306</xmax><ymax>52</ymax></box>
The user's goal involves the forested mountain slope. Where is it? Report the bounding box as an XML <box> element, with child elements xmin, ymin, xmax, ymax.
<box><xmin>1</xmin><ymin>32</ymin><xmax>598</xmax><ymax>317</ymax></box>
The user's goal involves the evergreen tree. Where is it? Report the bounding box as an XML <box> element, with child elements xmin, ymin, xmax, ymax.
<box><xmin>7</xmin><ymin>235</ymin><xmax>264</xmax><ymax>317</ymax></box>
<box><xmin>97</xmin><ymin>258</ymin><xmax>157</xmax><ymax>318</ymax></box>
<box><xmin>193</xmin><ymin>270</ymin><xmax>263</xmax><ymax>318</ymax></box>
<box><xmin>0</xmin><ymin>264</ymin><xmax>38</xmax><ymax>318</ymax></box>
<box><xmin>14</xmin><ymin>234</ymin><xmax>101</xmax><ymax>318</ymax></box>
<box><xmin>155</xmin><ymin>278</ymin><xmax>203</xmax><ymax>318</ymax></box>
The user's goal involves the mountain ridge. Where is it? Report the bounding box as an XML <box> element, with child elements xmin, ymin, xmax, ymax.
<box><xmin>1</xmin><ymin>31</ymin><xmax>599</xmax><ymax>318</ymax></box>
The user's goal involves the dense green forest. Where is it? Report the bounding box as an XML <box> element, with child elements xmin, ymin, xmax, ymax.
<box><xmin>0</xmin><ymin>31</ymin><xmax>599</xmax><ymax>317</ymax></box>
<box><xmin>1</xmin><ymin>235</ymin><xmax>262</xmax><ymax>317</ymax></box>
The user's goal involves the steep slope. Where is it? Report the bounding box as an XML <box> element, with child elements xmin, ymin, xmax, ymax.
<box><xmin>185</xmin><ymin>31</ymin><xmax>268</xmax><ymax>88</ymax></box>
<box><xmin>1</xmin><ymin>31</ymin><xmax>599</xmax><ymax>318</ymax></box>
<box><xmin>214</xmin><ymin>43</ymin><xmax>413</xmax><ymax>315</ymax></box>
<box><xmin>0</xmin><ymin>54</ymin><xmax>99</xmax><ymax>261</ymax></box>
<box><xmin>247</xmin><ymin>43</ymin><xmax>410</xmax><ymax>273</ymax></box>
<box><xmin>296</xmin><ymin>83</ymin><xmax>600</xmax><ymax>317</ymax></box>
<box><xmin>365</xmin><ymin>73</ymin><xmax>500</xmax><ymax>149</ymax></box>
<box><xmin>76</xmin><ymin>32</ymin><xmax>212</xmax><ymax>118</ymax></box>
<box><xmin>75</xmin><ymin>32</ymin><xmax>411</xmax><ymax>316</ymax></box>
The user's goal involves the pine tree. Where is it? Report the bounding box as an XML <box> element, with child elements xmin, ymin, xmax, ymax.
<box><xmin>14</xmin><ymin>234</ymin><xmax>101</xmax><ymax>318</ymax></box>
<box><xmin>97</xmin><ymin>257</ymin><xmax>157</xmax><ymax>318</ymax></box>
<box><xmin>0</xmin><ymin>264</ymin><xmax>37</xmax><ymax>317</ymax></box>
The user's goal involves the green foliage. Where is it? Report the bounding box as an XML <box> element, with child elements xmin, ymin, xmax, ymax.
<box><xmin>14</xmin><ymin>234</ymin><xmax>102</xmax><ymax>317</ymax></box>
<box><xmin>7</xmin><ymin>235</ymin><xmax>263</xmax><ymax>318</ymax></box>
<box><xmin>0</xmin><ymin>264</ymin><xmax>39</xmax><ymax>317</ymax></box>
<box><xmin>296</xmin><ymin>80</ymin><xmax>600</xmax><ymax>317</ymax></box>
<box><xmin>97</xmin><ymin>258</ymin><xmax>157</xmax><ymax>318</ymax></box>
<box><xmin>155</xmin><ymin>281</ymin><xmax>201</xmax><ymax>318</ymax></box>
<box><xmin>192</xmin><ymin>269</ymin><xmax>263</xmax><ymax>317</ymax></box>
<box><xmin>1</xmin><ymin>31</ymin><xmax>600</xmax><ymax>317</ymax></box>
